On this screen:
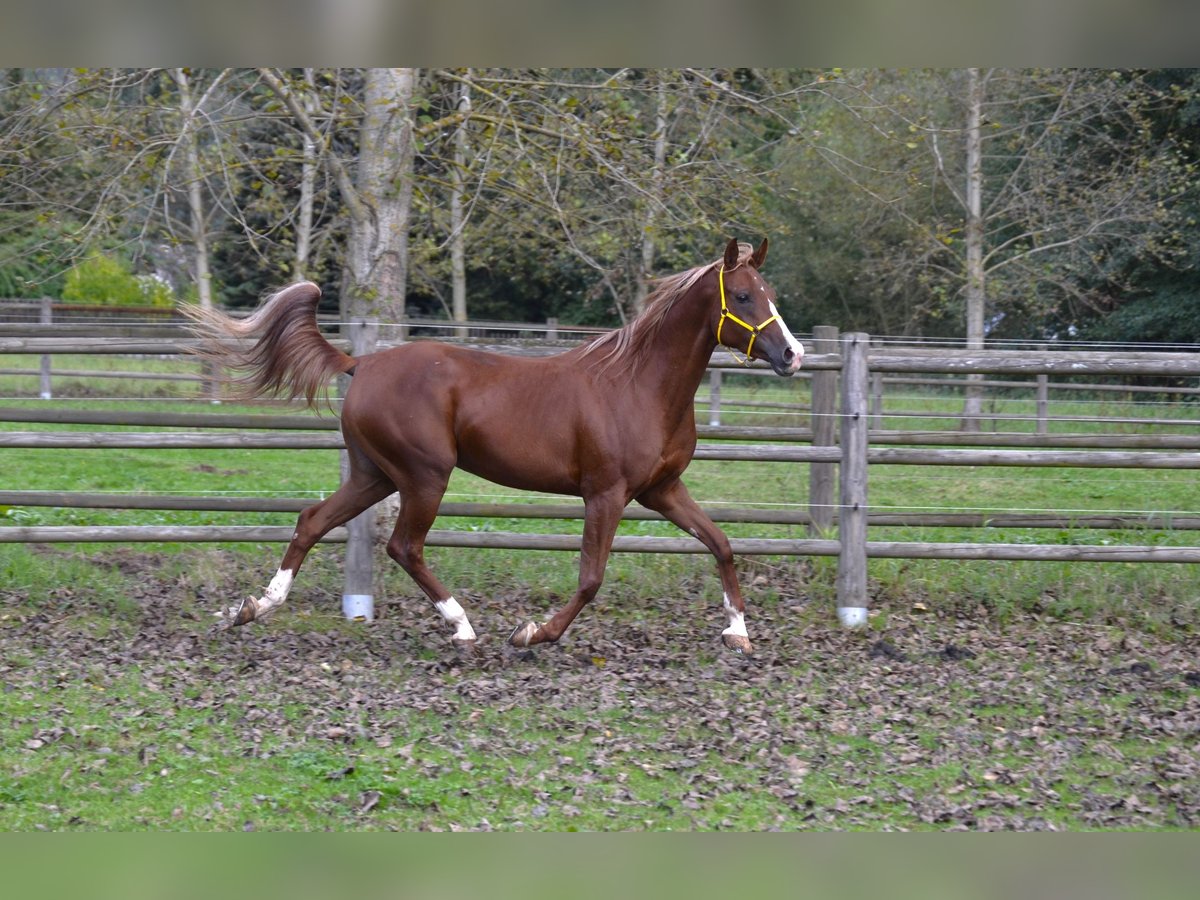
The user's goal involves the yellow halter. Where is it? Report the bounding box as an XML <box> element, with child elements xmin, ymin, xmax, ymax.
<box><xmin>717</xmin><ymin>264</ymin><xmax>780</xmax><ymax>365</ymax></box>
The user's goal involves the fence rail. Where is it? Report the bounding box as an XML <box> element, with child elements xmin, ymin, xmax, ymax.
<box><xmin>6</xmin><ymin>491</ymin><xmax>1196</xmax><ymax>531</ymax></box>
<box><xmin>4</xmin><ymin>323</ymin><xmax>1200</xmax><ymax>625</ymax></box>
<box><xmin>6</xmin><ymin>324</ymin><xmax>1200</xmax><ymax>430</ymax></box>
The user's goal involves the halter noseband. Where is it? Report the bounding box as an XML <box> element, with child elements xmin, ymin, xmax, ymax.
<box><xmin>717</xmin><ymin>264</ymin><xmax>780</xmax><ymax>365</ymax></box>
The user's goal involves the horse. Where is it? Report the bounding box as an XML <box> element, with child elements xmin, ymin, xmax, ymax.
<box><xmin>186</xmin><ymin>238</ymin><xmax>803</xmax><ymax>654</ymax></box>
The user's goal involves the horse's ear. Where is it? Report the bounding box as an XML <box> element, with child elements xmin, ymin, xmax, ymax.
<box><xmin>723</xmin><ymin>238</ymin><xmax>740</xmax><ymax>270</ymax></box>
<box><xmin>751</xmin><ymin>238</ymin><xmax>769</xmax><ymax>269</ymax></box>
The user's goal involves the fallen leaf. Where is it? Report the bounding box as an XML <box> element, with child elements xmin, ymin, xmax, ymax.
<box><xmin>359</xmin><ymin>790</ymin><xmax>382</xmax><ymax>814</ymax></box>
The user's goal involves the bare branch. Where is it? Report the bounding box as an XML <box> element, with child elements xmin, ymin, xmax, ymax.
<box><xmin>257</xmin><ymin>67</ymin><xmax>369</xmax><ymax>229</ymax></box>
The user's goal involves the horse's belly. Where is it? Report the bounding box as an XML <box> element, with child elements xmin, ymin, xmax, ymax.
<box><xmin>455</xmin><ymin>446</ymin><xmax>581</xmax><ymax>497</ymax></box>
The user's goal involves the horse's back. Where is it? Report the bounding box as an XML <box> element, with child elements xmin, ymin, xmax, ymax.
<box><xmin>351</xmin><ymin>341</ymin><xmax>580</xmax><ymax>407</ymax></box>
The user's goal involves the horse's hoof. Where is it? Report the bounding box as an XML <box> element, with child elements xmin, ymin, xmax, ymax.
<box><xmin>722</xmin><ymin>633</ymin><xmax>754</xmax><ymax>655</ymax></box>
<box><xmin>452</xmin><ymin>637</ymin><xmax>478</xmax><ymax>655</ymax></box>
<box><xmin>228</xmin><ymin>596</ymin><xmax>260</xmax><ymax>627</ymax></box>
<box><xmin>508</xmin><ymin>621</ymin><xmax>540</xmax><ymax>648</ymax></box>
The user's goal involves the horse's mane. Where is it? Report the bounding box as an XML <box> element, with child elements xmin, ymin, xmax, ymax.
<box><xmin>580</xmin><ymin>243</ymin><xmax>755</xmax><ymax>376</ymax></box>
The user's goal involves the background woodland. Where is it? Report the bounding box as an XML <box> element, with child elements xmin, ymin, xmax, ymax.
<box><xmin>2</xmin><ymin>68</ymin><xmax>1198</xmax><ymax>346</ymax></box>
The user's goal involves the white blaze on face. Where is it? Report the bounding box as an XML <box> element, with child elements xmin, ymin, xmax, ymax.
<box><xmin>436</xmin><ymin>596</ymin><xmax>477</xmax><ymax>642</ymax></box>
<box><xmin>768</xmin><ymin>300</ymin><xmax>805</xmax><ymax>370</ymax></box>
<box><xmin>722</xmin><ymin>593</ymin><xmax>748</xmax><ymax>639</ymax></box>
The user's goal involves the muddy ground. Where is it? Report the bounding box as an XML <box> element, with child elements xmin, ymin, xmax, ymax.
<box><xmin>3</xmin><ymin>548</ymin><xmax>1199</xmax><ymax>830</ymax></box>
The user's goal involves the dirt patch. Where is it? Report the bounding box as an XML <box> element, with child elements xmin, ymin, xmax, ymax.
<box><xmin>3</xmin><ymin>548</ymin><xmax>1198</xmax><ymax>830</ymax></box>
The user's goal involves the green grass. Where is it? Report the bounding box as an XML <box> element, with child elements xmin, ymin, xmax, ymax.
<box><xmin>0</xmin><ymin>687</ymin><xmax>785</xmax><ymax>830</ymax></box>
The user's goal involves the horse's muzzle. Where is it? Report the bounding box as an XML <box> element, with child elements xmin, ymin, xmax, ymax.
<box><xmin>770</xmin><ymin>344</ymin><xmax>803</xmax><ymax>377</ymax></box>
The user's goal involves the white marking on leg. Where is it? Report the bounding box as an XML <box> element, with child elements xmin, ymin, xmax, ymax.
<box><xmin>722</xmin><ymin>593</ymin><xmax>748</xmax><ymax>639</ymax></box>
<box><xmin>436</xmin><ymin>596</ymin><xmax>477</xmax><ymax>642</ymax></box>
<box><xmin>256</xmin><ymin>568</ymin><xmax>293</xmax><ymax>615</ymax></box>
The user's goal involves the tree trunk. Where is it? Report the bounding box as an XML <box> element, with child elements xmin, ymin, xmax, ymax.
<box><xmin>636</xmin><ymin>76</ymin><xmax>669</xmax><ymax>316</ymax></box>
<box><xmin>173</xmin><ymin>68</ymin><xmax>214</xmax><ymax>313</ymax></box>
<box><xmin>962</xmin><ymin>67</ymin><xmax>986</xmax><ymax>432</ymax></box>
<box><xmin>450</xmin><ymin>73</ymin><xmax>470</xmax><ymax>337</ymax></box>
<box><xmin>173</xmin><ymin>68</ymin><xmax>218</xmax><ymax>401</ymax></box>
<box><xmin>294</xmin><ymin>68</ymin><xmax>317</xmax><ymax>280</ymax></box>
<box><xmin>346</xmin><ymin>67</ymin><xmax>417</xmax><ymax>323</ymax></box>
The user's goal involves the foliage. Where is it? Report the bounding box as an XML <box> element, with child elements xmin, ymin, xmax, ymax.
<box><xmin>1073</xmin><ymin>69</ymin><xmax>1200</xmax><ymax>346</ymax></box>
<box><xmin>3</xmin><ymin>68</ymin><xmax>1199</xmax><ymax>341</ymax></box>
<box><xmin>60</xmin><ymin>253</ymin><xmax>174</xmax><ymax>308</ymax></box>
<box><xmin>207</xmin><ymin>115</ymin><xmax>347</xmax><ymax>313</ymax></box>
<box><xmin>402</xmin><ymin>69</ymin><xmax>797</xmax><ymax>324</ymax></box>
<box><xmin>772</xmin><ymin>69</ymin><xmax>1197</xmax><ymax>340</ymax></box>
<box><xmin>1083</xmin><ymin>289</ymin><xmax>1200</xmax><ymax>346</ymax></box>
<box><xmin>0</xmin><ymin>212</ymin><xmax>73</xmax><ymax>298</ymax></box>
<box><xmin>766</xmin><ymin>121</ymin><xmax>936</xmax><ymax>335</ymax></box>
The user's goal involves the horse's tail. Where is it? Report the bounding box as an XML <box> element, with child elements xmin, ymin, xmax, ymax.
<box><xmin>183</xmin><ymin>281</ymin><xmax>355</xmax><ymax>409</ymax></box>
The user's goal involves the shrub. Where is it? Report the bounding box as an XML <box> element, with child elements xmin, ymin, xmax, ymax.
<box><xmin>61</xmin><ymin>253</ymin><xmax>174</xmax><ymax>308</ymax></box>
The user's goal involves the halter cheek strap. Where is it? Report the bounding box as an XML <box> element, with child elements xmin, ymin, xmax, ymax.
<box><xmin>717</xmin><ymin>264</ymin><xmax>781</xmax><ymax>365</ymax></box>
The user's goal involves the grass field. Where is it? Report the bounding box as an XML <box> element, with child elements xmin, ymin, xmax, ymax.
<box><xmin>1</xmin><ymin>354</ymin><xmax>1198</xmax><ymax>830</ymax></box>
<box><xmin>1</xmin><ymin>545</ymin><xmax>1197</xmax><ymax>831</ymax></box>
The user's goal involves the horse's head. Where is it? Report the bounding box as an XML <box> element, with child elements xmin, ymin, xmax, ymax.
<box><xmin>713</xmin><ymin>238</ymin><xmax>804</xmax><ymax>376</ymax></box>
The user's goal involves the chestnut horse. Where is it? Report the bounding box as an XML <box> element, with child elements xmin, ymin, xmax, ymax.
<box><xmin>187</xmin><ymin>238</ymin><xmax>803</xmax><ymax>653</ymax></box>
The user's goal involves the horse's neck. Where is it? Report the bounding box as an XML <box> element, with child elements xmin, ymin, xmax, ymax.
<box><xmin>638</xmin><ymin>288</ymin><xmax>716</xmax><ymax>418</ymax></box>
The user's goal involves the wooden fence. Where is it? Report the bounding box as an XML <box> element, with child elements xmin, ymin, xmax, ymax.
<box><xmin>3</xmin><ymin>326</ymin><xmax>1200</xmax><ymax>625</ymax></box>
<box><xmin>6</xmin><ymin>304</ymin><xmax>1199</xmax><ymax>426</ymax></box>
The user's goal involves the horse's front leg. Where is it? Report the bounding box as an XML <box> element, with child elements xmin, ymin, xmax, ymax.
<box><xmin>509</xmin><ymin>487</ymin><xmax>626</xmax><ymax>648</ymax></box>
<box><xmin>637</xmin><ymin>478</ymin><xmax>753</xmax><ymax>654</ymax></box>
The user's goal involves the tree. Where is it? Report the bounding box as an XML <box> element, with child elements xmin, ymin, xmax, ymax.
<box><xmin>962</xmin><ymin>67</ymin><xmax>986</xmax><ymax>426</ymax></box>
<box><xmin>8</xmin><ymin>67</ymin><xmax>1191</xmax><ymax>350</ymax></box>
<box><xmin>448</xmin><ymin>73</ymin><xmax>470</xmax><ymax>331</ymax></box>
<box><xmin>294</xmin><ymin>67</ymin><xmax>319</xmax><ymax>281</ymax></box>
<box><xmin>1075</xmin><ymin>68</ymin><xmax>1200</xmax><ymax>346</ymax></box>
<box><xmin>409</xmin><ymin>68</ymin><xmax>800</xmax><ymax>325</ymax></box>
<box><xmin>0</xmin><ymin>68</ymin><xmax>268</xmax><ymax>305</ymax></box>
<box><xmin>808</xmin><ymin>70</ymin><xmax>1188</xmax><ymax>335</ymax></box>
<box><xmin>780</xmin><ymin>69</ymin><xmax>1192</xmax><ymax>424</ymax></box>
<box><xmin>260</xmin><ymin>67</ymin><xmax>417</xmax><ymax>322</ymax></box>
<box><xmin>3</xmin><ymin>68</ymin><xmax>812</xmax><ymax>327</ymax></box>
<box><xmin>171</xmin><ymin>67</ymin><xmax>222</xmax><ymax>311</ymax></box>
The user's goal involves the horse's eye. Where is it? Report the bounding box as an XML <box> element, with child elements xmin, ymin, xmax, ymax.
<box><xmin>736</xmin><ymin>292</ymin><xmax>751</xmax><ymax>304</ymax></box>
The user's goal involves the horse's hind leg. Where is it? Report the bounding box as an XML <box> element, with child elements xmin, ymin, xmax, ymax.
<box><xmin>383</xmin><ymin>479</ymin><xmax>478</xmax><ymax>650</ymax></box>
<box><xmin>223</xmin><ymin>448</ymin><xmax>394</xmax><ymax>626</ymax></box>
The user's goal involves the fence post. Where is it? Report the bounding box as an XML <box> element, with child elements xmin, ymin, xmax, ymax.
<box><xmin>1036</xmin><ymin>374</ymin><xmax>1048</xmax><ymax>435</ymax></box>
<box><xmin>808</xmin><ymin>325</ymin><xmax>839</xmax><ymax>536</ymax></box>
<box><xmin>836</xmin><ymin>332</ymin><xmax>870</xmax><ymax>627</ymax></box>
<box><xmin>341</xmin><ymin>316</ymin><xmax>379</xmax><ymax>621</ymax></box>
<box><xmin>708</xmin><ymin>368</ymin><xmax>722</xmax><ymax>427</ymax></box>
<box><xmin>546</xmin><ymin>317</ymin><xmax>559</xmax><ymax>342</ymax></box>
<box><xmin>870</xmin><ymin>371</ymin><xmax>883</xmax><ymax>428</ymax></box>
<box><xmin>39</xmin><ymin>297</ymin><xmax>53</xmax><ymax>400</ymax></box>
